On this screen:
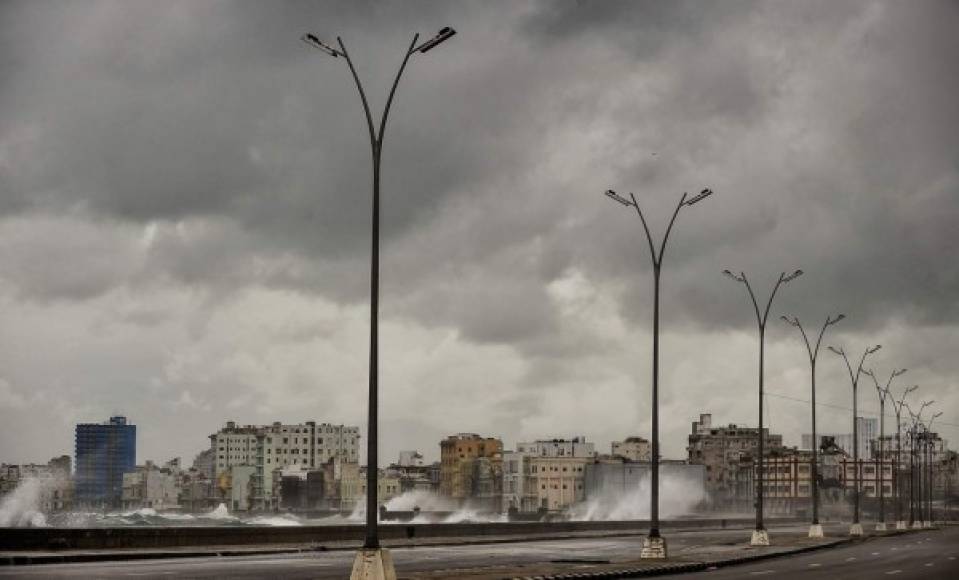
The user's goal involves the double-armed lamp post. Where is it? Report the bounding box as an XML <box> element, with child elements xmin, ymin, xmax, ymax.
<box><xmin>861</xmin><ymin>367</ymin><xmax>907</xmax><ymax>531</ymax></box>
<box><xmin>827</xmin><ymin>344</ymin><xmax>881</xmax><ymax>536</ymax></box>
<box><xmin>927</xmin><ymin>411</ymin><xmax>942</xmax><ymax>525</ymax></box>
<box><xmin>724</xmin><ymin>269</ymin><xmax>802</xmax><ymax>546</ymax></box>
<box><xmin>781</xmin><ymin>314</ymin><xmax>844</xmax><ymax>538</ymax></box>
<box><xmin>890</xmin><ymin>385</ymin><xmax>917</xmax><ymax>528</ymax></box>
<box><xmin>906</xmin><ymin>400</ymin><xmax>933</xmax><ymax>527</ymax></box>
<box><xmin>603</xmin><ymin>187</ymin><xmax>713</xmax><ymax>559</ymax></box>
<box><xmin>302</xmin><ymin>26</ymin><xmax>455</xmax><ymax>576</ymax></box>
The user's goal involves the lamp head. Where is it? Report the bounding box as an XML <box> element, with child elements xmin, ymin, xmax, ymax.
<box><xmin>782</xmin><ymin>269</ymin><xmax>804</xmax><ymax>283</ymax></box>
<box><xmin>827</xmin><ymin>345</ymin><xmax>844</xmax><ymax>356</ymax></box>
<box><xmin>893</xmin><ymin>368</ymin><xmax>908</xmax><ymax>378</ymax></box>
<box><xmin>780</xmin><ymin>315</ymin><xmax>799</xmax><ymax>327</ymax></box>
<box><xmin>604</xmin><ymin>189</ymin><xmax>634</xmax><ymax>207</ymax></box>
<box><xmin>417</xmin><ymin>26</ymin><xmax>456</xmax><ymax>53</ymax></box>
<box><xmin>828</xmin><ymin>314</ymin><xmax>846</xmax><ymax>325</ymax></box>
<box><xmin>867</xmin><ymin>344</ymin><xmax>882</xmax><ymax>355</ymax></box>
<box><xmin>683</xmin><ymin>187</ymin><xmax>713</xmax><ymax>206</ymax></box>
<box><xmin>301</xmin><ymin>33</ymin><xmax>341</xmax><ymax>57</ymax></box>
<box><xmin>723</xmin><ymin>269</ymin><xmax>745</xmax><ymax>283</ymax></box>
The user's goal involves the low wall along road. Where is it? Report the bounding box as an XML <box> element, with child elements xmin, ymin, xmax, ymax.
<box><xmin>0</xmin><ymin>517</ymin><xmax>800</xmax><ymax>550</ymax></box>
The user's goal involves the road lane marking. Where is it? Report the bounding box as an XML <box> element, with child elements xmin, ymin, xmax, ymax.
<box><xmin>809</xmin><ymin>563</ymin><xmax>821</xmax><ymax>567</ymax></box>
<box><xmin>886</xmin><ymin>571</ymin><xmax>902</xmax><ymax>575</ymax></box>
<box><xmin>891</xmin><ymin>547</ymin><xmax>898</xmax><ymax>551</ymax></box>
<box><xmin>925</xmin><ymin>563</ymin><xmax>934</xmax><ymax>567</ymax></box>
<box><xmin>750</xmin><ymin>571</ymin><xmax>776</xmax><ymax>576</ymax></box>
<box><xmin>846</xmin><ymin>557</ymin><xmax>857</xmax><ymax>561</ymax></box>
<box><xmin>872</xmin><ymin>552</ymin><xmax>881</xmax><ymax>556</ymax></box>
<box><xmin>949</xmin><ymin>556</ymin><xmax>957</xmax><ymax>560</ymax></box>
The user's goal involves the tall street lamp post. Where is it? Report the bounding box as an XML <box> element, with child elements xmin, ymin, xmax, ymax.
<box><xmin>302</xmin><ymin>27</ymin><xmax>456</xmax><ymax>578</ymax></box>
<box><xmin>927</xmin><ymin>411</ymin><xmax>942</xmax><ymax>526</ymax></box>
<box><xmin>906</xmin><ymin>401</ymin><xmax>933</xmax><ymax>528</ymax></box>
<box><xmin>603</xmin><ymin>187</ymin><xmax>713</xmax><ymax>559</ymax></box>
<box><xmin>890</xmin><ymin>385</ymin><xmax>918</xmax><ymax>529</ymax></box>
<box><xmin>862</xmin><ymin>367</ymin><xmax>907</xmax><ymax>531</ymax></box>
<box><xmin>781</xmin><ymin>314</ymin><xmax>844</xmax><ymax>538</ymax></box>
<box><xmin>827</xmin><ymin>344</ymin><xmax>881</xmax><ymax>536</ymax></box>
<box><xmin>724</xmin><ymin>269</ymin><xmax>803</xmax><ymax>546</ymax></box>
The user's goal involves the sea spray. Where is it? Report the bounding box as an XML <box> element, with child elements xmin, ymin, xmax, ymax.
<box><xmin>383</xmin><ymin>490</ymin><xmax>454</xmax><ymax>512</ymax></box>
<box><xmin>0</xmin><ymin>478</ymin><xmax>49</xmax><ymax>527</ymax></box>
<box><xmin>570</xmin><ymin>470</ymin><xmax>706</xmax><ymax>521</ymax></box>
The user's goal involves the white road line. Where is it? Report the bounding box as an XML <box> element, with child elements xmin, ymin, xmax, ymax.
<box><xmin>809</xmin><ymin>563</ymin><xmax>821</xmax><ymax>567</ymax></box>
<box><xmin>891</xmin><ymin>547</ymin><xmax>898</xmax><ymax>551</ymax></box>
<box><xmin>846</xmin><ymin>557</ymin><xmax>857</xmax><ymax>561</ymax></box>
<box><xmin>925</xmin><ymin>563</ymin><xmax>934</xmax><ymax>567</ymax></box>
<box><xmin>749</xmin><ymin>571</ymin><xmax>776</xmax><ymax>576</ymax></box>
<box><xmin>872</xmin><ymin>552</ymin><xmax>881</xmax><ymax>556</ymax></box>
<box><xmin>886</xmin><ymin>570</ymin><xmax>902</xmax><ymax>575</ymax></box>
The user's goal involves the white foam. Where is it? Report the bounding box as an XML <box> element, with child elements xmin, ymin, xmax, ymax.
<box><xmin>249</xmin><ymin>514</ymin><xmax>302</xmax><ymax>527</ymax></box>
<box><xmin>203</xmin><ymin>503</ymin><xmax>237</xmax><ymax>520</ymax></box>
<box><xmin>0</xmin><ymin>478</ymin><xmax>51</xmax><ymax>527</ymax></box>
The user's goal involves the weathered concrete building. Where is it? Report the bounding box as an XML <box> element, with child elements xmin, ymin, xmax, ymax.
<box><xmin>121</xmin><ymin>460</ymin><xmax>179</xmax><ymax>510</ymax></box>
<box><xmin>210</xmin><ymin>420</ymin><xmax>359</xmax><ymax>510</ymax></box>
<box><xmin>686</xmin><ymin>413</ymin><xmax>784</xmax><ymax>509</ymax></box>
<box><xmin>504</xmin><ymin>437</ymin><xmax>596</xmax><ymax>513</ymax></box>
<box><xmin>611</xmin><ymin>437</ymin><xmax>651</xmax><ymax>461</ymax></box>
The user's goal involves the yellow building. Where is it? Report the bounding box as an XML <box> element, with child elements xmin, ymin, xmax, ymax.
<box><xmin>439</xmin><ymin>433</ymin><xmax>503</xmax><ymax>500</ymax></box>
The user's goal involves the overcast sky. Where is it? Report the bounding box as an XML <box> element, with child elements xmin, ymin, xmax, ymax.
<box><xmin>1</xmin><ymin>0</ymin><xmax>957</xmax><ymax>467</ymax></box>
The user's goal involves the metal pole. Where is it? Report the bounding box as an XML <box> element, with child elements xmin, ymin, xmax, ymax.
<box><xmin>312</xmin><ymin>32</ymin><xmax>429</xmax><ymax>551</ymax></box>
<box><xmin>827</xmin><ymin>345</ymin><xmax>879</xmax><ymax>533</ymax></box>
<box><xmin>909</xmin><ymin>427</ymin><xmax>916</xmax><ymax>527</ymax></box>
<box><xmin>782</xmin><ymin>314</ymin><xmax>843</xmax><ymax>533</ymax></box>
<box><xmin>651</xmin><ymin>263</ymin><xmax>661</xmax><ymax>538</ymax></box>
<box><xmin>878</xmin><ymin>398</ymin><xmax>884</xmax><ymax>525</ymax></box>
<box><xmin>896</xmin><ymin>414</ymin><xmax>902</xmax><ymax>524</ymax></box>
<box><xmin>603</xmin><ymin>188</ymin><xmax>712</xmax><ymax>557</ymax></box>
<box><xmin>727</xmin><ymin>270</ymin><xmax>802</xmax><ymax>543</ymax></box>
<box><xmin>853</xmin><ymin>390</ymin><xmax>859</xmax><ymax>524</ymax></box>
<box><xmin>758</xmin><ymin>322</ymin><xmax>766</xmax><ymax>530</ymax></box>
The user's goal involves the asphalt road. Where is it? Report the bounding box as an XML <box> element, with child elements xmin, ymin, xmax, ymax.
<box><xmin>660</xmin><ymin>526</ymin><xmax>959</xmax><ymax>580</ymax></box>
<box><xmin>1</xmin><ymin>526</ymin><xmax>956</xmax><ymax>579</ymax></box>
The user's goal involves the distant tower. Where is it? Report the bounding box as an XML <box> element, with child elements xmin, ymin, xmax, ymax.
<box><xmin>75</xmin><ymin>416</ymin><xmax>136</xmax><ymax>508</ymax></box>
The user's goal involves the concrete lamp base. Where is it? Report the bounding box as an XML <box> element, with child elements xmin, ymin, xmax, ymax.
<box><xmin>808</xmin><ymin>524</ymin><xmax>824</xmax><ymax>538</ymax></box>
<box><xmin>875</xmin><ymin>522</ymin><xmax>887</xmax><ymax>532</ymax></box>
<box><xmin>640</xmin><ymin>535</ymin><xmax>668</xmax><ymax>559</ymax></box>
<box><xmin>895</xmin><ymin>521</ymin><xmax>907</xmax><ymax>530</ymax></box>
<box><xmin>912</xmin><ymin>520</ymin><xmax>923</xmax><ymax>529</ymax></box>
<box><xmin>849</xmin><ymin>523</ymin><xmax>864</xmax><ymax>536</ymax></box>
<box><xmin>922</xmin><ymin>521</ymin><xmax>932</xmax><ymax>528</ymax></box>
<box><xmin>350</xmin><ymin>548</ymin><xmax>397</xmax><ymax>580</ymax></box>
<box><xmin>750</xmin><ymin>529</ymin><xmax>770</xmax><ymax>546</ymax></box>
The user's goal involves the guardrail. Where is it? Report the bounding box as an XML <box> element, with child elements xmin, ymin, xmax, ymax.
<box><xmin>0</xmin><ymin>517</ymin><xmax>802</xmax><ymax>550</ymax></box>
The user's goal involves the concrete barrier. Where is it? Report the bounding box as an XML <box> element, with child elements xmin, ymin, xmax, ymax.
<box><xmin>0</xmin><ymin>517</ymin><xmax>801</xmax><ymax>551</ymax></box>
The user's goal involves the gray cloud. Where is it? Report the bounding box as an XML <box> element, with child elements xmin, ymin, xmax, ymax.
<box><xmin>0</xmin><ymin>0</ymin><xmax>957</xmax><ymax>465</ymax></box>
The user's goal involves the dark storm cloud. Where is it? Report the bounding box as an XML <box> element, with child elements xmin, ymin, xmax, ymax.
<box><xmin>1</xmin><ymin>1</ymin><xmax>958</xmax><ymax>463</ymax></box>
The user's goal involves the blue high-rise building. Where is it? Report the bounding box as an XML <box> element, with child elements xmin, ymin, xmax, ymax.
<box><xmin>74</xmin><ymin>416</ymin><xmax>136</xmax><ymax>507</ymax></box>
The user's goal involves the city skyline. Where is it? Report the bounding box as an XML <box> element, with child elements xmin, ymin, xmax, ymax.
<box><xmin>1</xmin><ymin>1</ymin><xmax>958</xmax><ymax>471</ymax></box>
